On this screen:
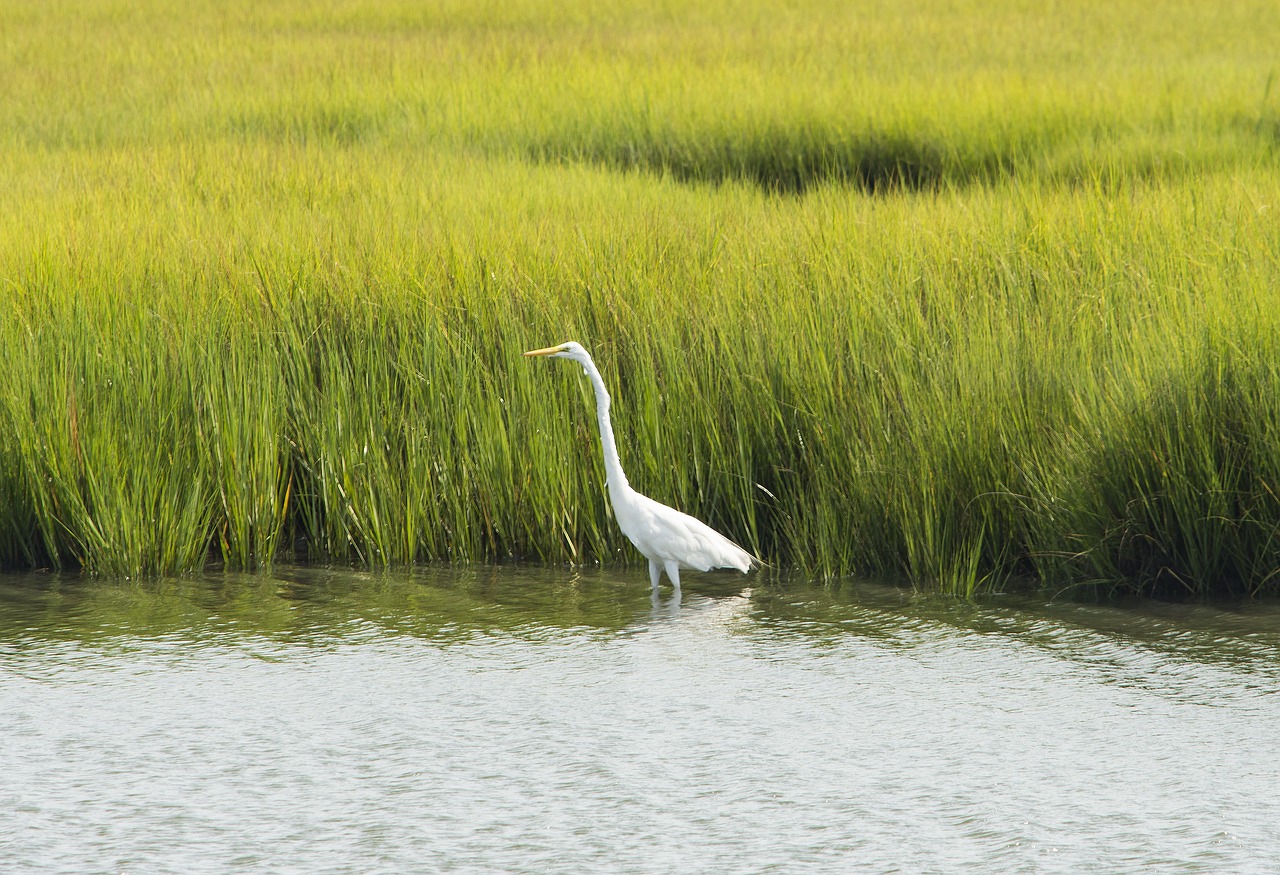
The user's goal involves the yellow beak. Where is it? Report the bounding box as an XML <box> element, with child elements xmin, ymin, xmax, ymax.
<box><xmin>523</xmin><ymin>345</ymin><xmax>564</xmax><ymax>357</ymax></box>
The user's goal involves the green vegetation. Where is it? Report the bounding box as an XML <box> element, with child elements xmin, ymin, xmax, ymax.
<box><xmin>1</xmin><ymin>0</ymin><xmax>1278</xmax><ymax>594</ymax></box>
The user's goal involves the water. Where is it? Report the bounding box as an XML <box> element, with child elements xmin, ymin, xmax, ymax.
<box><xmin>3</xmin><ymin>567</ymin><xmax>1280</xmax><ymax>874</ymax></box>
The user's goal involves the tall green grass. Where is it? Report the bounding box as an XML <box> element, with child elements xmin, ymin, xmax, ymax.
<box><xmin>0</xmin><ymin>0</ymin><xmax>1277</xmax><ymax>593</ymax></box>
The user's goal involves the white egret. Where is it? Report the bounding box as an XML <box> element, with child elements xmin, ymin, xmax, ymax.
<box><xmin>524</xmin><ymin>341</ymin><xmax>756</xmax><ymax>591</ymax></box>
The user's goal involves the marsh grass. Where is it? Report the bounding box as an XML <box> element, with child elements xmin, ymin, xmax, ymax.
<box><xmin>0</xmin><ymin>0</ymin><xmax>1278</xmax><ymax>593</ymax></box>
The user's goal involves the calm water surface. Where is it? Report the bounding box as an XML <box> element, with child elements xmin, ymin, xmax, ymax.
<box><xmin>2</xmin><ymin>566</ymin><xmax>1280</xmax><ymax>873</ymax></box>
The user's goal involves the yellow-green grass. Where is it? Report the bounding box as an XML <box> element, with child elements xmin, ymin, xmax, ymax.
<box><xmin>0</xmin><ymin>0</ymin><xmax>1278</xmax><ymax>593</ymax></box>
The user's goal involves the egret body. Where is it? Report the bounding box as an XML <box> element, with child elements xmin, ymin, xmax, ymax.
<box><xmin>523</xmin><ymin>341</ymin><xmax>756</xmax><ymax>590</ymax></box>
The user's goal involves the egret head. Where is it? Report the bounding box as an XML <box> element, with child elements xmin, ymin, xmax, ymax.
<box><xmin>522</xmin><ymin>341</ymin><xmax>590</xmax><ymax>364</ymax></box>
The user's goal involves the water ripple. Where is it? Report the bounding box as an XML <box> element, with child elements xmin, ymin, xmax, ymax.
<box><xmin>2</xmin><ymin>569</ymin><xmax>1279</xmax><ymax>873</ymax></box>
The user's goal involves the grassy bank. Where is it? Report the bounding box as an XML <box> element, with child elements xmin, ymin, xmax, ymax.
<box><xmin>1</xmin><ymin>0</ymin><xmax>1278</xmax><ymax>594</ymax></box>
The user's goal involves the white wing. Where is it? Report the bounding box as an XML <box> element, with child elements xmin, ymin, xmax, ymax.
<box><xmin>615</xmin><ymin>490</ymin><xmax>754</xmax><ymax>573</ymax></box>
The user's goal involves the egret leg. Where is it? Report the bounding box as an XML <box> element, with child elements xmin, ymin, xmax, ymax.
<box><xmin>663</xmin><ymin>560</ymin><xmax>682</xmax><ymax>593</ymax></box>
<box><xmin>648</xmin><ymin>559</ymin><xmax>662</xmax><ymax>589</ymax></box>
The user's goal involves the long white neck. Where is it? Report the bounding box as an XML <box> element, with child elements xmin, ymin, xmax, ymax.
<box><xmin>577</xmin><ymin>353</ymin><xmax>631</xmax><ymax>495</ymax></box>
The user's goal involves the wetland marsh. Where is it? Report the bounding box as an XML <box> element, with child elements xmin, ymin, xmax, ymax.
<box><xmin>0</xmin><ymin>0</ymin><xmax>1278</xmax><ymax>593</ymax></box>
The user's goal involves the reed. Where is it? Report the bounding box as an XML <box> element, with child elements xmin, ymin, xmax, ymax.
<box><xmin>0</xmin><ymin>0</ymin><xmax>1277</xmax><ymax>593</ymax></box>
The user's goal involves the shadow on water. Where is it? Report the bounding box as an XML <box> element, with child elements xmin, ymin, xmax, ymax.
<box><xmin>0</xmin><ymin>565</ymin><xmax>744</xmax><ymax>648</ymax></box>
<box><xmin>2</xmin><ymin>565</ymin><xmax>1280</xmax><ymax>675</ymax></box>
